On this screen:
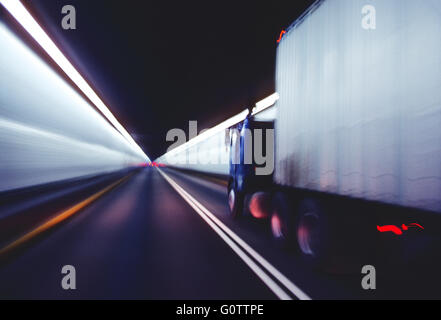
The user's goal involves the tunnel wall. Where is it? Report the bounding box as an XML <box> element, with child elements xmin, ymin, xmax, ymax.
<box><xmin>274</xmin><ymin>0</ymin><xmax>441</xmax><ymax>213</ymax></box>
<box><xmin>0</xmin><ymin>21</ymin><xmax>146</xmax><ymax>192</ymax></box>
<box><xmin>158</xmin><ymin>128</ymin><xmax>231</xmax><ymax>176</ymax></box>
<box><xmin>157</xmin><ymin>104</ymin><xmax>278</xmax><ymax>177</ymax></box>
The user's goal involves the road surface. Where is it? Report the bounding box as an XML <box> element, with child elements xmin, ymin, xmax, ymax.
<box><xmin>0</xmin><ymin>168</ymin><xmax>439</xmax><ymax>299</ymax></box>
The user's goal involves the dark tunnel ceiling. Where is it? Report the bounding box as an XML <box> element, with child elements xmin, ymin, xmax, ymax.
<box><xmin>24</xmin><ymin>0</ymin><xmax>314</xmax><ymax>159</ymax></box>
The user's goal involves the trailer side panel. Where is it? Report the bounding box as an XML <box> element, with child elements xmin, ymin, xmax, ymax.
<box><xmin>275</xmin><ymin>0</ymin><xmax>441</xmax><ymax>212</ymax></box>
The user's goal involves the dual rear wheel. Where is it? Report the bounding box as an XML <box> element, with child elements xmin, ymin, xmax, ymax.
<box><xmin>227</xmin><ymin>186</ymin><xmax>367</xmax><ymax>272</ymax></box>
<box><xmin>270</xmin><ymin>193</ymin><xmax>333</xmax><ymax>267</ymax></box>
<box><xmin>271</xmin><ymin>193</ymin><xmax>376</xmax><ymax>272</ymax></box>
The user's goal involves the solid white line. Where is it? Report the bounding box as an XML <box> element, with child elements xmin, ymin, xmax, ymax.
<box><xmin>158</xmin><ymin>169</ymin><xmax>291</xmax><ymax>300</ymax></box>
<box><xmin>158</xmin><ymin>169</ymin><xmax>312</xmax><ymax>300</ymax></box>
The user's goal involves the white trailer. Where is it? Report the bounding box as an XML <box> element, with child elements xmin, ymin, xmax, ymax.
<box><xmin>275</xmin><ymin>0</ymin><xmax>441</xmax><ymax>212</ymax></box>
<box><xmin>157</xmin><ymin>0</ymin><xmax>441</xmax><ymax>269</ymax></box>
<box><xmin>270</xmin><ymin>0</ymin><xmax>441</xmax><ymax>265</ymax></box>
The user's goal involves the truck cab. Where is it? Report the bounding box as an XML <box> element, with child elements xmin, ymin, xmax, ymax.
<box><xmin>227</xmin><ymin>116</ymin><xmax>274</xmax><ymax>218</ymax></box>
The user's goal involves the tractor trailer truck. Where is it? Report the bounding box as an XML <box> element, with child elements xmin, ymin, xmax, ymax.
<box><xmin>227</xmin><ymin>0</ymin><xmax>441</xmax><ymax>267</ymax></box>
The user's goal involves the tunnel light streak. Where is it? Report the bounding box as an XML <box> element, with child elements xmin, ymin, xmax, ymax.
<box><xmin>0</xmin><ymin>117</ymin><xmax>144</xmax><ymax>173</ymax></box>
<box><xmin>165</xmin><ymin>93</ymin><xmax>279</xmax><ymax>160</ymax></box>
<box><xmin>0</xmin><ymin>0</ymin><xmax>148</xmax><ymax>161</ymax></box>
<box><xmin>0</xmin><ymin>20</ymin><xmax>146</xmax><ymax>190</ymax></box>
<box><xmin>252</xmin><ymin>93</ymin><xmax>279</xmax><ymax>115</ymax></box>
<box><xmin>164</xmin><ymin>109</ymin><xmax>249</xmax><ymax>158</ymax></box>
<box><xmin>158</xmin><ymin>169</ymin><xmax>312</xmax><ymax>300</ymax></box>
<box><xmin>158</xmin><ymin>93</ymin><xmax>278</xmax><ymax>169</ymax></box>
<box><xmin>0</xmin><ymin>116</ymin><xmax>131</xmax><ymax>157</ymax></box>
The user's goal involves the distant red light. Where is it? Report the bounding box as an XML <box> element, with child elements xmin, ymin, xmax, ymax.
<box><xmin>146</xmin><ymin>162</ymin><xmax>165</xmax><ymax>168</ymax></box>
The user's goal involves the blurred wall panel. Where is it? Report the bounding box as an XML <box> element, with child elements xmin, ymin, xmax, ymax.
<box><xmin>0</xmin><ymin>22</ymin><xmax>145</xmax><ymax>192</ymax></box>
<box><xmin>157</xmin><ymin>129</ymin><xmax>231</xmax><ymax>176</ymax></box>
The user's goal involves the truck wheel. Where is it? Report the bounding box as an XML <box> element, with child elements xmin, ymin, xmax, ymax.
<box><xmin>270</xmin><ymin>192</ymin><xmax>297</xmax><ymax>249</ymax></box>
<box><xmin>297</xmin><ymin>198</ymin><xmax>377</xmax><ymax>273</ymax></box>
<box><xmin>295</xmin><ymin>198</ymin><xmax>338</xmax><ymax>270</ymax></box>
<box><xmin>228</xmin><ymin>186</ymin><xmax>243</xmax><ymax>219</ymax></box>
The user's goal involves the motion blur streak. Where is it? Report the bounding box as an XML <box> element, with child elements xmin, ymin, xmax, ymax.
<box><xmin>158</xmin><ymin>169</ymin><xmax>312</xmax><ymax>300</ymax></box>
<box><xmin>156</xmin><ymin>93</ymin><xmax>278</xmax><ymax>176</ymax></box>
<box><xmin>0</xmin><ymin>18</ymin><xmax>145</xmax><ymax>191</ymax></box>
<box><xmin>164</xmin><ymin>109</ymin><xmax>250</xmax><ymax>159</ymax></box>
<box><xmin>0</xmin><ymin>0</ymin><xmax>147</xmax><ymax>159</ymax></box>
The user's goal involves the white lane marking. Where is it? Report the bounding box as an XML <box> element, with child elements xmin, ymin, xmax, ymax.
<box><xmin>158</xmin><ymin>169</ymin><xmax>312</xmax><ymax>301</ymax></box>
<box><xmin>158</xmin><ymin>170</ymin><xmax>290</xmax><ymax>300</ymax></box>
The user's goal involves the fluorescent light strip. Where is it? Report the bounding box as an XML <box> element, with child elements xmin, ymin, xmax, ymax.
<box><xmin>252</xmin><ymin>92</ymin><xmax>279</xmax><ymax>115</ymax></box>
<box><xmin>0</xmin><ymin>0</ymin><xmax>148</xmax><ymax>160</ymax></box>
<box><xmin>162</xmin><ymin>92</ymin><xmax>279</xmax><ymax>160</ymax></box>
<box><xmin>164</xmin><ymin>109</ymin><xmax>249</xmax><ymax>158</ymax></box>
<box><xmin>159</xmin><ymin>169</ymin><xmax>312</xmax><ymax>300</ymax></box>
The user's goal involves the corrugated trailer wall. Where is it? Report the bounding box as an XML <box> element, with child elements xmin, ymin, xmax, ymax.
<box><xmin>275</xmin><ymin>0</ymin><xmax>441</xmax><ymax>212</ymax></box>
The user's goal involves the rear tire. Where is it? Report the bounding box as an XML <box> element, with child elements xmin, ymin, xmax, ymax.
<box><xmin>296</xmin><ymin>198</ymin><xmax>335</xmax><ymax>269</ymax></box>
<box><xmin>295</xmin><ymin>198</ymin><xmax>373</xmax><ymax>273</ymax></box>
<box><xmin>270</xmin><ymin>192</ymin><xmax>298</xmax><ymax>249</ymax></box>
<box><xmin>228</xmin><ymin>185</ymin><xmax>244</xmax><ymax>219</ymax></box>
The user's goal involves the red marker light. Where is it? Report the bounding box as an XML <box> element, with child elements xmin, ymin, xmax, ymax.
<box><xmin>377</xmin><ymin>223</ymin><xmax>424</xmax><ymax>235</ymax></box>
<box><xmin>408</xmin><ymin>223</ymin><xmax>424</xmax><ymax>230</ymax></box>
<box><xmin>277</xmin><ymin>30</ymin><xmax>286</xmax><ymax>43</ymax></box>
<box><xmin>377</xmin><ymin>225</ymin><xmax>403</xmax><ymax>235</ymax></box>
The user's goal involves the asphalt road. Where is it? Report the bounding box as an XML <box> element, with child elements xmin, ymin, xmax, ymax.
<box><xmin>0</xmin><ymin>168</ymin><xmax>439</xmax><ymax>299</ymax></box>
